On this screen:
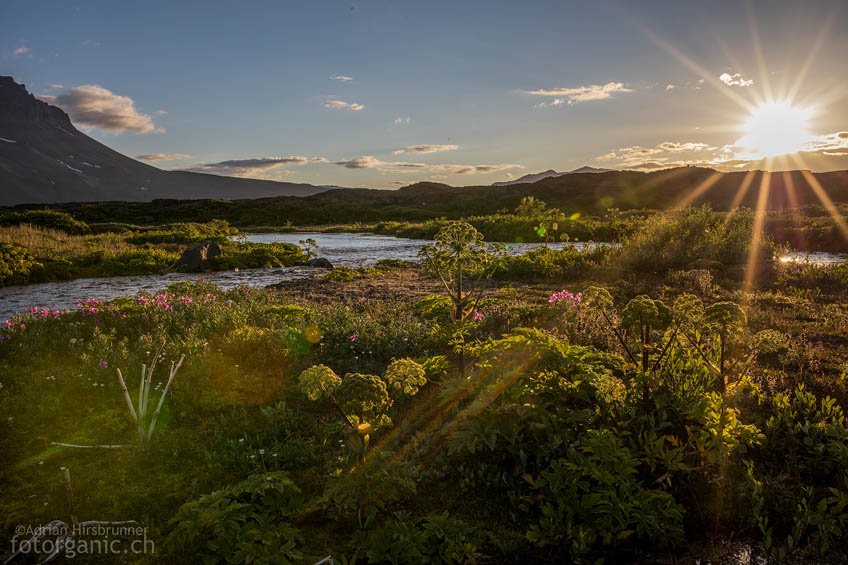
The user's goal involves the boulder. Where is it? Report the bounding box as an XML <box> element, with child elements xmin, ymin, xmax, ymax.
<box><xmin>304</xmin><ymin>257</ymin><xmax>334</xmax><ymax>269</ymax></box>
<box><xmin>173</xmin><ymin>240</ymin><xmax>222</xmax><ymax>272</ymax></box>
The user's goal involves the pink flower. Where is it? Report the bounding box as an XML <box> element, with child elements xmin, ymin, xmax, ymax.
<box><xmin>179</xmin><ymin>297</ymin><xmax>193</xmax><ymax>304</ymax></box>
<box><xmin>548</xmin><ymin>290</ymin><xmax>582</xmax><ymax>305</ymax></box>
<box><xmin>350</xmin><ymin>334</ymin><xmax>358</xmax><ymax>342</ymax></box>
<box><xmin>4</xmin><ymin>320</ymin><xmax>11</xmax><ymax>330</ymax></box>
<box><xmin>472</xmin><ymin>310</ymin><xmax>484</xmax><ymax>321</ymax></box>
<box><xmin>99</xmin><ymin>361</ymin><xmax>108</xmax><ymax>369</ymax></box>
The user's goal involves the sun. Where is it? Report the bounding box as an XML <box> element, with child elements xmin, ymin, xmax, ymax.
<box><xmin>737</xmin><ymin>102</ymin><xmax>811</xmax><ymax>158</ymax></box>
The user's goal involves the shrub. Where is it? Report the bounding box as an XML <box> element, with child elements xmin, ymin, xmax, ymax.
<box><xmin>126</xmin><ymin>219</ymin><xmax>236</xmax><ymax>244</ymax></box>
<box><xmin>366</xmin><ymin>511</ymin><xmax>479</xmax><ymax>564</ymax></box>
<box><xmin>166</xmin><ymin>472</ymin><xmax>303</xmax><ymax>564</ymax></box>
<box><xmin>0</xmin><ymin>241</ymin><xmax>41</xmax><ymax>286</ymax></box>
<box><xmin>213</xmin><ymin>242</ymin><xmax>305</xmax><ymax>270</ymax></box>
<box><xmin>615</xmin><ymin>206</ymin><xmax>771</xmax><ymax>275</ymax></box>
<box><xmin>0</xmin><ymin>209</ymin><xmax>90</xmax><ymax>234</ymax></box>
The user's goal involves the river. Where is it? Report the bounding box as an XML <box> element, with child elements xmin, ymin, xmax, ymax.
<box><xmin>0</xmin><ymin>232</ymin><xmax>844</xmax><ymax>321</ymax></box>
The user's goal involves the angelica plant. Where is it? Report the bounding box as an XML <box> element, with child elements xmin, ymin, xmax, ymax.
<box><xmin>116</xmin><ymin>338</ymin><xmax>185</xmax><ymax>448</ymax></box>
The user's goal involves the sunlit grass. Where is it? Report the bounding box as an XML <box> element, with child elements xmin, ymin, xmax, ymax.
<box><xmin>0</xmin><ymin>225</ymin><xmax>153</xmax><ymax>259</ymax></box>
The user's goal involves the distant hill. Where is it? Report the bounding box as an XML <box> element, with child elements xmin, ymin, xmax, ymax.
<box><xmin>28</xmin><ymin>166</ymin><xmax>848</xmax><ymax>229</ymax></box>
<box><xmin>0</xmin><ymin>76</ymin><xmax>330</xmax><ymax>205</ymax></box>
<box><xmin>493</xmin><ymin>166</ymin><xmax>615</xmax><ymax>186</ymax></box>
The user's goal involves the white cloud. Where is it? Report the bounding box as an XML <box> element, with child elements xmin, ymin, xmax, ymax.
<box><xmin>331</xmin><ymin>75</ymin><xmax>353</xmax><ymax>81</ymax></box>
<box><xmin>534</xmin><ymin>98</ymin><xmax>566</xmax><ymax>108</ymax></box>
<box><xmin>335</xmin><ymin>156</ymin><xmax>382</xmax><ymax>169</ymax></box>
<box><xmin>719</xmin><ymin>72</ymin><xmax>754</xmax><ymax>87</ymax></box>
<box><xmin>136</xmin><ymin>153</ymin><xmax>192</xmax><ymax>162</ymax></box>
<box><xmin>527</xmin><ymin>82</ymin><xmax>633</xmax><ymax>105</ymax></box>
<box><xmin>155</xmin><ymin>109</ymin><xmax>168</xmax><ymax>115</ymax></box>
<box><xmin>13</xmin><ymin>45</ymin><xmax>30</xmax><ymax>56</ymax></box>
<box><xmin>185</xmin><ymin>156</ymin><xmax>323</xmax><ymax>177</ymax></box>
<box><xmin>394</xmin><ymin>116</ymin><xmax>411</xmax><ymax>125</ymax></box>
<box><xmin>334</xmin><ymin>155</ymin><xmax>522</xmax><ymax>176</ymax></box>
<box><xmin>46</xmin><ymin>83</ymin><xmax>64</xmax><ymax>90</ymax></box>
<box><xmin>392</xmin><ymin>144</ymin><xmax>459</xmax><ymax>155</ymax></box>
<box><xmin>39</xmin><ymin>85</ymin><xmax>163</xmax><ymax>134</ymax></box>
<box><xmin>323</xmin><ymin>99</ymin><xmax>364</xmax><ymax>111</ymax></box>
<box><xmin>665</xmin><ymin>84</ymin><xmax>675</xmax><ymax>91</ymax></box>
<box><xmin>658</xmin><ymin>142</ymin><xmax>713</xmax><ymax>152</ymax></box>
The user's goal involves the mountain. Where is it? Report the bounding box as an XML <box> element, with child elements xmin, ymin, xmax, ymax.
<box><xmin>0</xmin><ymin>77</ymin><xmax>330</xmax><ymax>205</ymax></box>
<box><xmin>36</xmin><ymin>166</ymin><xmax>848</xmax><ymax>230</ymax></box>
<box><xmin>492</xmin><ymin>166</ymin><xmax>615</xmax><ymax>186</ymax></box>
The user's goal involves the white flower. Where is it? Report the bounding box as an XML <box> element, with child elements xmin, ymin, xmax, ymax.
<box><xmin>69</xmin><ymin>338</ymin><xmax>77</xmax><ymax>344</ymax></box>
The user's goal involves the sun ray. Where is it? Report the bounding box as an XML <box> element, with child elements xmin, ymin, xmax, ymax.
<box><xmin>745</xmin><ymin>1</ymin><xmax>773</xmax><ymax>102</ymax></box>
<box><xmin>723</xmin><ymin>170</ymin><xmax>758</xmax><ymax>225</ymax></box>
<box><xmin>788</xmin><ymin>155</ymin><xmax>848</xmax><ymax>242</ymax></box>
<box><xmin>781</xmin><ymin>170</ymin><xmax>806</xmax><ymax>251</ymax></box>
<box><xmin>637</xmin><ymin>26</ymin><xmax>756</xmax><ymax>113</ymax></box>
<box><xmin>674</xmin><ymin>171</ymin><xmax>724</xmax><ymax>209</ymax></box>
<box><xmin>786</xmin><ymin>12</ymin><xmax>835</xmax><ymax>103</ymax></box>
<box><xmin>743</xmin><ymin>169</ymin><xmax>772</xmax><ymax>297</ymax></box>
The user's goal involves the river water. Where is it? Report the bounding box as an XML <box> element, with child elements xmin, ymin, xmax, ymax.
<box><xmin>0</xmin><ymin>232</ymin><xmax>844</xmax><ymax>321</ymax></box>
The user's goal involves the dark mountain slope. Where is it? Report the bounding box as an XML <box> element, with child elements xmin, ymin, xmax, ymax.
<box><xmin>0</xmin><ymin>77</ymin><xmax>329</xmax><ymax>205</ymax></box>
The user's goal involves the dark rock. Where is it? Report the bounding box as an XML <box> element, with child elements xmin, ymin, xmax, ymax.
<box><xmin>173</xmin><ymin>240</ymin><xmax>222</xmax><ymax>272</ymax></box>
<box><xmin>304</xmin><ymin>257</ymin><xmax>334</xmax><ymax>269</ymax></box>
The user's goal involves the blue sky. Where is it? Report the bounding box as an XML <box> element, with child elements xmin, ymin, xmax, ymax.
<box><xmin>4</xmin><ymin>0</ymin><xmax>848</xmax><ymax>187</ymax></box>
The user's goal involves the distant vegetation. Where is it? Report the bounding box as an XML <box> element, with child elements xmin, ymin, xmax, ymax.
<box><xmin>4</xmin><ymin>170</ymin><xmax>847</xmax><ymax>250</ymax></box>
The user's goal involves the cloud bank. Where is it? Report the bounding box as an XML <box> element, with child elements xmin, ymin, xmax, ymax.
<box><xmin>392</xmin><ymin>144</ymin><xmax>459</xmax><ymax>155</ymax></box>
<box><xmin>185</xmin><ymin>156</ymin><xmax>326</xmax><ymax>177</ymax></box>
<box><xmin>136</xmin><ymin>153</ymin><xmax>192</xmax><ymax>162</ymax></box>
<box><xmin>334</xmin><ymin>156</ymin><xmax>522</xmax><ymax>177</ymax></box>
<box><xmin>528</xmin><ymin>82</ymin><xmax>633</xmax><ymax>106</ymax></box>
<box><xmin>40</xmin><ymin>85</ymin><xmax>163</xmax><ymax>134</ymax></box>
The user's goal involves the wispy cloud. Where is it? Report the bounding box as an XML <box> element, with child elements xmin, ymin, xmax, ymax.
<box><xmin>392</xmin><ymin>144</ymin><xmax>459</xmax><ymax>155</ymax></box>
<box><xmin>528</xmin><ymin>82</ymin><xmax>633</xmax><ymax>105</ymax></box>
<box><xmin>334</xmin><ymin>155</ymin><xmax>522</xmax><ymax>177</ymax></box>
<box><xmin>595</xmin><ymin>131</ymin><xmax>848</xmax><ymax>171</ymax></box>
<box><xmin>323</xmin><ymin>99</ymin><xmax>364</xmax><ymax>111</ymax></box>
<box><xmin>184</xmin><ymin>155</ymin><xmax>325</xmax><ymax>177</ymax></box>
<box><xmin>330</xmin><ymin>75</ymin><xmax>353</xmax><ymax>81</ymax></box>
<box><xmin>13</xmin><ymin>45</ymin><xmax>30</xmax><ymax>56</ymax></box>
<box><xmin>719</xmin><ymin>72</ymin><xmax>754</xmax><ymax>87</ymax></box>
<box><xmin>39</xmin><ymin>85</ymin><xmax>163</xmax><ymax>134</ymax></box>
<box><xmin>46</xmin><ymin>83</ymin><xmax>64</xmax><ymax>90</ymax></box>
<box><xmin>394</xmin><ymin>116</ymin><xmax>411</xmax><ymax>125</ymax></box>
<box><xmin>595</xmin><ymin>141</ymin><xmax>716</xmax><ymax>168</ymax></box>
<box><xmin>136</xmin><ymin>153</ymin><xmax>192</xmax><ymax>162</ymax></box>
<box><xmin>658</xmin><ymin>142</ymin><xmax>712</xmax><ymax>152</ymax></box>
